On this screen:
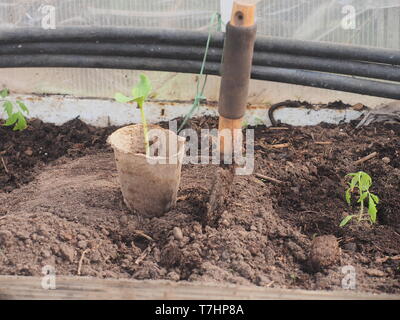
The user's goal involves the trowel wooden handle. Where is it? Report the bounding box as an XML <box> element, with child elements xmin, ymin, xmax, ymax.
<box><xmin>218</xmin><ymin>1</ymin><xmax>256</xmax><ymax>157</ymax></box>
<box><xmin>231</xmin><ymin>2</ymin><xmax>256</xmax><ymax>27</ymax></box>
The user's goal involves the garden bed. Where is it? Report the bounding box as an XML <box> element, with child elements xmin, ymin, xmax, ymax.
<box><xmin>0</xmin><ymin>116</ymin><xmax>399</xmax><ymax>295</ymax></box>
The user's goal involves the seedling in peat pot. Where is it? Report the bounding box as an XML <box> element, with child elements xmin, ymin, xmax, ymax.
<box><xmin>0</xmin><ymin>88</ymin><xmax>29</xmax><ymax>131</ymax></box>
<box><xmin>340</xmin><ymin>171</ymin><xmax>379</xmax><ymax>227</ymax></box>
<box><xmin>115</xmin><ymin>74</ymin><xmax>152</xmax><ymax>155</ymax></box>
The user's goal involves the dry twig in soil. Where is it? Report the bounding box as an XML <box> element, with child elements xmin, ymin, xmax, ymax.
<box><xmin>354</xmin><ymin>152</ymin><xmax>378</xmax><ymax>165</ymax></box>
<box><xmin>255</xmin><ymin>173</ymin><xmax>283</xmax><ymax>185</ymax></box>
<box><xmin>1</xmin><ymin>157</ymin><xmax>9</xmax><ymax>174</ymax></box>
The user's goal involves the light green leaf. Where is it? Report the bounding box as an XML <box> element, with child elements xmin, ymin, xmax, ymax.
<box><xmin>340</xmin><ymin>215</ymin><xmax>354</xmax><ymax>227</ymax></box>
<box><xmin>15</xmin><ymin>113</ymin><xmax>27</xmax><ymax>131</ymax></box>
<box><xmin>346</xmin><ymin>173</ymin><xmax>357</xmax><ymax>177</ymax></box>
<box><xmin>345</xmin><ymin>189</ymin><xmax>351</xmax><ymax>205</ymax></box>
<box><xmin>357</xmin><ymin>192</ymin><xmax>368</xmax><ymax>203</ymax></box>
<box><xmin>4</xmin><ymin>112</ymin><xmax>18</xmax><ymax>126</ymax></box>
<box><xmin>0</xmin><ymin>88</ymin><xmax>9</xmax><ymax>98</ymax></box>
<box><xmin>115</xmin><ymin>92</ymin><xmax>133</xmax><ymax>103</ymax></box>
<box><xmin>370</xmin><ymin>193</ymin><xmax>379</xmax><ymax>204</ymax></box>
<box><xmin>348</xmin><ymin>176</ymin><xmax>358</xmax><ymax>191</ymax></box>
<box><xmin>4</xmin><ymin>111</ymin><xmax>27</xmax><ymax>131</ymax></box>
<box><xmin>131</xmin><ymin>74</ymin><xmax>152</xmax><ymax>101</ymax></box>
<box><xmin>359</xmin><ymin>172</ymin><xmax>372</xmax><ymax>191</ymax></box>
<box><xmin>368</xmin><ymin>196</ymin><xmax>377</xmax><ymax>223</ymax></box>
<box><xmin>3</xmin><ymin>101</ymin><xmax>13</xmax><ymax>117</ymax></box>
<box><xmin>131</xmin><ymin>95</ymin><xmax>145</xmax><ymax>108</ymax></box>
<box><xmin>16</xmin><ymin>101</ymin><xmax>29</xmax><ymax>114</ymax></box>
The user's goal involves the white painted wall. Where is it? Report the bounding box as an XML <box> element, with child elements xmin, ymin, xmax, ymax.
<box><xmin>0</xmin><ymin>93</ymin><xmax>363</xmax><ymax>127</ymax></box>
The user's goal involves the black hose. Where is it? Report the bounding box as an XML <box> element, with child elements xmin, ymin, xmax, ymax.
<box><xmin>0</xmin><ymin>27</ymin><xmax>224</xmax><ymax>47</ymax></box>
<box><xmin>0</xmin><ymin>54</ymin><xmax>399</xmax><ymax>100</ymax></box>
<box><xmin>253</xmin><ymin>52</ymin><xmax>400</xmax><ymax>82</ymax></box>
<box><xmin>3</xmin><ymin>42</ymin><xmax>400</xmax><ymax>82</ymax></box>
<box><xmin>255</xmin><ymin>37</ymin><xmax>400</xmax><ymax>66</ymax></box>
<box><xmin>2</xmin><ymin>42</ymin><xmax>223</xmax><ymax>61</ymax></box>
<box><xmin>251</xmin><ymin>66</ymin><xmax>400</xmax><ymax>100</ymax></box>
<box><xmin>1</xmin><ymin>27</ymin><xmax>400</xmax><ymax>65</ymax></box>
<box><xmin>0</xmin><ymin>54</ymin><xmax>221</xmax><ymax>75</ymax></box>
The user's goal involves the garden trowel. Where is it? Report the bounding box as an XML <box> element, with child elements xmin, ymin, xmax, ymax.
<box><xmin>205</xmin><ymin>1</ymin><xmax>257</xmax><ymax>225</ymax></box>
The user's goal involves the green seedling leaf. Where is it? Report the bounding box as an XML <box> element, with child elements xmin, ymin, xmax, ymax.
<box><xmin>346</xmin><ymin>173</ymin><xmax>357</xmax><ymax>177</ymax></box>
<box><xmin>131</xmin><ymin>74</ymin><xmax>152</xmax><ymax>101</ymax></box>
<box><xmin>13</xmin><ymin>112</ymin><xmax>27</xmax><ymax>131</ymax></box>
<box><xmin>114</xmin><ymin>74</ymin><xmax>152</xmax><ymax>156</ymax></box>
<box><xmin>345</xmin><ymin>188</ymin><xmax>351</xmax><ymax>205</ymax></box>
<box><xmin>4</xmin><ymin>112</ymin><xmax>18</xmax><ymax>127</ymax></box>
<box><xmin>348</xmin><ymin>175</ymin><xmax>358</xmax><ymax>192</ymax></box>
<box><xmin>359</xmin><ymin>172</ymin><xmax>372</xmax><ymax>191</ymax></box>
<box><xmin>368</xmin><ymin>195</ymin><xmax>377</xmax><ymax>223</ymax></box>
<box><xmin>16</xmin><ymin>101</ymin><xmax>29</xmax><ymax>114</ymax></box>
<box><xmin>115</xmin><ymin>92</ymin><xmax>133</xmax><ymax>103</ymax></box>
<box><xmin>357</xmin><ymin>192</ymin><xmax>368</xmax><ymax>203</ymax></box>
<box><xmin>3</xmin><ymin>101</ymin><xmax>13</xmax><ymax>117</ymax></box>
<box><xmin>370</xmin><ymin>193</ymin><xmax>379</xmax><ymax>204</ymax></box>
<box><xmin>0</xmin><ymin>88</ymin><xmax>9</xmax><ymax>98</ymax></box>
<box><xmin>340</xmin><ymin>215</ymin><xmax>354</xmax><ymax>227</ymax></box>
<box><xmin>341</xmin><ymin>171</ymin><xmax>379</xmax><ymax>227</ymax></box>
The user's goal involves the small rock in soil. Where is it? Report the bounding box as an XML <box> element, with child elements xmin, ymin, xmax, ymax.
<box><xmin>90</xmin><ymin>250</ymin><xmax>102</xmax><ymax>263</ymax></box>
<box><xmin>119</xmin><ymin>215</ymin><xmax>128</xmax><ymax>225</ymax></box>
<box><xmin>173</xmin><ymin>227</ymin><xmax>183</xmax><ymax>241</ymax></box>
<box><xmin>60</xmin><ymin>232</ymin><xmax>73</xmax><ymax>241</ymax></box>
<box><xmin>255</xmin><ymin>274</ymin><xmax>271</xmax><ymax>286</ymax></box>
<box><xmin>286</xmin><ymin>240</ymin><xmax>306</xmax><ymax>261</ymax></box>
<box><xmin>24</xmin><ymin>147</ymin><xmax>33</xmax><ymax>156</ymax></box>
<box><xmin>343</xmin><ymin>242</ymin><xmax>357</xmax><ymax>252</ymax></box>
<box><xmin>59</xmin><ymin>244</ymin><xmax>76</xmax><ymax>262</ymax></box>
<box><xmin>382</xmin><ymin>157</ymin><xmax>391</xmax><ymax>164</ymax></box>
<box><xmin>309</xmin><ymin>235</ymin><xmax>341</xmax><ymax>272</ymax></box>
<box><xmin>366</xmin><ymin>269</ymin><xmax>386</xmax><ymax>277</ymax></box>
<box><xmin>77</xmin><ymin>240</ymin><xmax>87</xmax><ymax>249</ymax></box>
<box><xmin>166</xmin><ymin>271</ymin><xmax>180</xmax><ymax>281</ymax></box>
<box><xmin>0</xmin><ymin>230</ymin><xmax>13</xmax><ymax>247</ymax></box>
<box><xmin>16</xmin><ymin>231</ymin><xmax>30</xmax><ymax>240</ymax></box>
<box><xmin>231</xmin><ymin>260</ymin><xmax>254</xmax><ymax>280</ymax></box>
<box><xmin>41</xmin><ymin>249</ymin><xmax>52</xmax><ymax>258</ymax></box>
<box><xmin>161</xmin><ymin>243</ymin><xmax>182</xmax><ymax>267</ymax></box>
<box><xmin>221</xmin><ymin>219</ymin><xmax>230</xmax><ymax>227</ymax></box>
<box><xmin>30</xmin><ymin>118</ymin><xmax>43</xmax><ymax>129</ymax></box>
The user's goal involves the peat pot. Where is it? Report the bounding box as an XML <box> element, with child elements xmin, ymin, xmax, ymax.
<box><xmin>108</xmin><ymin>124</ymin><xmax>185</xmax><ymax>217</ymax></box>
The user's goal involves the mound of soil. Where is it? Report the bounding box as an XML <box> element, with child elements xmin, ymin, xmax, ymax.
<box><xmin>0</xmin><ymin>118</ymin><xmax>399</xmax><ymax>294</ymax></box>
<box><xmin>0</xmin><ymin>118</ymin><xmax>117</xmax><ymax>192</ymax></box>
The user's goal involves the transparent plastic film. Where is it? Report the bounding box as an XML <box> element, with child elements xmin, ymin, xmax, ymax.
<box><xmin>0</xmin><ymin>0</ymin><xmax>398</xmax><ymax>49</ymax></box>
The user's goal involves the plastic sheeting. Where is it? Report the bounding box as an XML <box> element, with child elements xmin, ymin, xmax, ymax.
<box><xmin>0</xmin><ymin>0</ymin><xmax>399</xmax><ymax>48</ymax></box>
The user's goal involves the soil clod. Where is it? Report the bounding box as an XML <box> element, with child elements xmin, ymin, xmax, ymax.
<box><xmin>309</xmin><ymin>235</ymin><xmax>341</xmax><ymax>272</ymax></box>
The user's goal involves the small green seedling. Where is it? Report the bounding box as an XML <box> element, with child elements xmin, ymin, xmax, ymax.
<box><xmin>340</xmin><ymin>171</ymin><xmax>379</xmax><ymax>227</ymax></box>
<box><xmin>1</xmin><ymin>88</ymin><xmax>29</xmax><ymax>131</ymax></box>
<box><xmin>115</xmin><ymin>74</ymin><xmax>152</xmax><ymax>155</ymax></box>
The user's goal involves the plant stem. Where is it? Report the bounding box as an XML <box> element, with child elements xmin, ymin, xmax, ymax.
<box><xmin>357</xmin><ymin>175</ymin><xmax>364</xmax><ymax>222</ymax></box>
<box><xmin>139</xmin><ymin>103</ymin><xmax>149</xmax><ymax>155</ymax></box>
<box><xmin>359</xmin><ymin>191</ymin><xmax>364</xmax><ymax>222</ymax></box>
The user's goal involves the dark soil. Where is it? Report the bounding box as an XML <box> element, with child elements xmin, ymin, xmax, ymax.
<box><xmin>0</xmin><ymin>118</ymin><xmax>117</xmax><ymax>192</ymax></box>
<box><xmin>0</xmin><ymin>117</ymin><xmax>399</xmax><ymax>294</ymax></box>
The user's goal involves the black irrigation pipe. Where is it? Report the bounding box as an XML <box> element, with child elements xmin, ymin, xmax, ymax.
<box><xmin>1</xmin><ymin>54</ymin><xmax>400</xmax><ymax>100</ymax></box>
<box><xmin>1</xmin><ymin>27</ymin><xmax>400</xmax><ymax>65</ymax></box>
<box><xmin>0</xmin><ymin>27</ymin><xmax>225</xmax><ymax>47</ymax></box>
<box><xmin>1</xmin><ymin>42</ymin><xmax>223</xmax><ymax>62</ymax></box>
<box><xmin>3</xmin><ymin>42</ymin><xmax>400</xmax><ymax>82</ymax></box>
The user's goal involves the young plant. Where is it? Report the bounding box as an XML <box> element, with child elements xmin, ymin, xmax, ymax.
<box><xmin>0</xmin><ymin>88</ymin><xmax>29</xmax><ymax>131</ymax></box>
<box><xmin>115</xmin><ymin>74</ymin><xmax>152</xmax><ymax>155</ymax></box>
<box><xmin>340</xmin><ymin>171</ymin><xmax>379</xmax><ymax>227</ymax></box>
